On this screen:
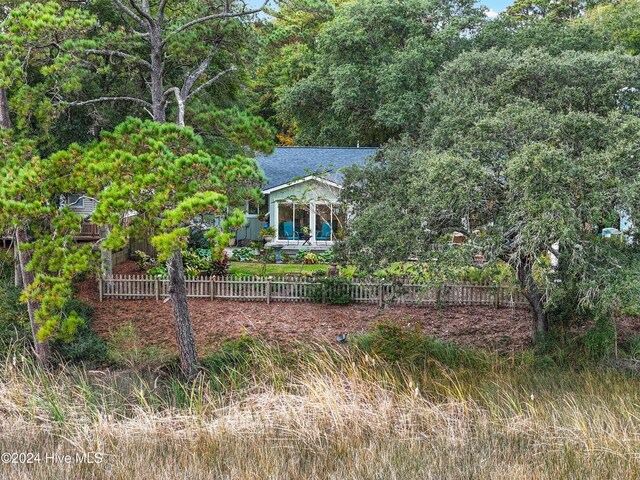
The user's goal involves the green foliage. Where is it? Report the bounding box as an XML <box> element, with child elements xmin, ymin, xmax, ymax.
<box><xmin>201</xmin><ymin>335</ymin><xmax>262</xmax><ymax>391</ymax></box>
<box><xmin>0</xmin><ymin>2</ymin><xmax>97</xmax><ymax>138</ymax></box>
<box><xmin>0</xmin><ymin>135</ymin><xmax>98</xmax><ymax>343</ymax></box>
<box><xmin>147</xmin><ymin>266</ymin><xmax>168</xmax><ymax>277</ymax></box>
<box><xmin>295</xmin><ymin>248</ymin><xmax>311</xmax><ymax>262</ymax></box>
<box><xmin>50</xmin><ymin>299</ymin><xmax>107</xmax><ymax>365</ymax></box>
<box><xmin>625</xmin><ymin>336</ymin><xmax>640</xmax><ymax>359</ymax></box>
<box><xmin>231</xmin><ymin>247</ymin><xmax>258</xmax><ymax>262</ymax></box>
<box><xmin>0</xmin><ymin>284</ymin><xmax>30</xmax><ymax>352</ymax></box>
<box><xmin>260</xmin><ymin>226</ymin><xmax>275</xmax><ymax>237</ymax></box>
<box><xmin>134</xmin><ymin>250</ymin><xmax>156</xmax><ymax>271</ymax></box>
<box><xmin>351</xmin><ymin>321</ymin><xmax>488</xmax><ymax>369</ymax></box>
<box><xmin>278</xmin><ymin>0</ymin><xmax>486</xmax><ymax>145</ymax></box>
<box><xmin>311</xmin><ymin>276</ymin><xmax>354</xmax><ymax>304</ymax></box>
<box><xmin>581</xmin><ymin>0</ymin><xmax>640</xmax><ymax>55</ymax></box>
<box><xmin>107</xmin><ymin>323</ymin><xmax>176</xmax><ymax>370</ymax></box>
<box><xmin>342</xmin><ymin>47</ymin><xmax>640</xmax><ymax>331</ymax></box>
<box><xmin>182</xmin><ymin>250</ymin><xmax>211</xmax><ymax>274</ymax></box>
<box><xmin>66</xmin><ymin>118</ymin><xmax>265</xmax><ymax>264</ymax></box>
<box><xmin>187</xmin><ymin>228</ymin><xmax>210</xmax><ymax>250</ymax></box>
<box><xmin>209</xmin><ymin>254</ymin><xmax>231</xmax><ymax>276</ymax></box>
<box><xmin>317</xmin><ymin>249</ymin><xmax>335</xmax><ymax>263</ymax></box>
<box><xmin>584</xmin><ymin>316</ymin><xmax>617</xmax><ymax>360</ymax></box>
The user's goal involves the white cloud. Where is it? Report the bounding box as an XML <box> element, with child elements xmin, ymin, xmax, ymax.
<box><xmin>485</xmin><ymin>8</ymin><xmax>500</xmax><ymax>19</ymax></box>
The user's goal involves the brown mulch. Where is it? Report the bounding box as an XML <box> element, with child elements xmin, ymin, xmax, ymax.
<box><xmin>77</xmin><ymin>262</ymin><xmax>533</xmax><ymax>353</ymax></box>
<box><xmin>78</xmin><ymin>261</ymin><xmax>640</xmax><ymax>354</ymax></box>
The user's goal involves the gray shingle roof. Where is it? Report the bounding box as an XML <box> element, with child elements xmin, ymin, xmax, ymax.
<box><xmin>257</xmin><ymin>146</ymin><xmax>378</xmax><ymax>190</ymax></box>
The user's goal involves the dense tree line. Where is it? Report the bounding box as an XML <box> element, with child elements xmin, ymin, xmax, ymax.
<box><xmin>0</xmin><ymin>0</ymin><xmax>639</xmax><ymax>367</ymax></box>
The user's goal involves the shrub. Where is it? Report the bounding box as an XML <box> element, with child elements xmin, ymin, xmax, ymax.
<box><xmin>303</xmin><ymin>252</ymin><xmax>318</xmax><ymax>264</ymax></box>
<box><xmin>351</xmin><ymin>321</ymin><xmax>489</xmax><ymax>369</ymax></box>
<box><xmin>263</xmin><ymin>247</ymin><xmax>277</xmax><ymax>263</ymax></box>
<box><xmin>584</xmin><ymin>316</ymin><xmax>616</xmax><ymax>360</ymax></box>
<box><xmin>295</xmin><ymin>249</ymin><xmax>310</xmax><ymax>263</ymax></box>
<box><xmin>187</xmin><ymin>227</ymin><xmax>210</xmax><ymax>250</ymax></box>
<box><xmin>310</xmin><ymin>277</ymin><xmax>354</xmax><ymax>304</ymax></box>
<box><xmin>232</xmin><ymin>247</ymin><xmax>258</xmax><ymax>262</ymax></box>
<box><xmin>317</xmin><ymin>249</ymin><xmax>335</xmax><ymax>263</ymax></box>
<box><xmin>147</xmin><ymin>266</ymin><xmax>168</xmax><ymax>277</ymax></box>
<box><xmin>51</xmin><ymin>300</ymin><xmax>108</xmax><ymax>365</ymax></box>
<box><xmin>182</xmin><ymin>250</ymin><xmax>210</xmax><ymax>273</ymax></box>
<box><xmin>0</xmin><ymin>284</ymin><xmax>30</xmax><ymax>353</ymax></box>
<box><xmin>201</xmin><ymin>336</ymin><xmax>259</xmax><ymax>391</ymax></box>
<box><xmin>107</xmin><ymin>322</ymin><xmax>176</xmax><ymax>370</ymax></box>
<box><xmin>208</xmin><ymin>254</ymin><xmax>231</xmax><ymax>276</ymax></box>
<box><xmin>626</xmin><ymin>335</ymin><xmax>640</xmax><ymax>359</ymax></box>
<box><xmin>133</xmin><ymin>250</ymin><xmax>156</xmax><ymax>270</ymax></box>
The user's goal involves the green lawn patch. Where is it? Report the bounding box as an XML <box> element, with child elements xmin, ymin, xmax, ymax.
<box><xmin>228</xmin><ymin>262</ymin><xmax>328</xmax><ymax>276</ymax></box>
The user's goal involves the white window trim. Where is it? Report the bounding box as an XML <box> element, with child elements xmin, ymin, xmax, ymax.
<box><xmin>273</xmin><ymin>200</ymin><xmax>338</xmax><ymax>246</ymax></box>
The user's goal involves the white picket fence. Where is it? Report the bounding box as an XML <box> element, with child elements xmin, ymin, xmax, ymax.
<box><xmin>98</xmin><ymin>275</ymin><xmax>529</xmax><ymax>308</ymax></box>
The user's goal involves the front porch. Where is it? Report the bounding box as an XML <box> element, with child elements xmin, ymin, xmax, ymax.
<box><xmin>264</xmin><ymin>241</ymin><xmax>334</xmax><ymax>256</ymax></box>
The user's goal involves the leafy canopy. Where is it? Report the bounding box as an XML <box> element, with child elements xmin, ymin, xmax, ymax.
<box><xmin>341</xmin><ymin>48</ymin><xmax>640</xmax><ymax>322</ymax></box>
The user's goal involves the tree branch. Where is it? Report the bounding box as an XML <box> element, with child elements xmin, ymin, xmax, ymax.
<box><xmin>158</xmin><ymin>0</ymin><xmax>170</xmax><ymax>22</ymax></box>
<box><xmin>84</xmin><ymin>49</ymin><xmax>152</xmax><ymax>69</ymax></box>
<box><xmin>112</xmin><ymin>0</ymin><xmax>145</xmax><ymax>27</ymax></box>
<box><xmin>67</xmin><ymin>96</ymin><xmax>153</xmax><ymax>110</ymax></box>
<box><xmin>165</xmin><ymin>0</ymin><xmax>269</xmax><ymax>41</ymax></box>
<box><xmin>165</xmin><ymin>87</ymin><xmax>185</xmax><ymax>127</ymax></box>
<box><xmin>128</xmin><ymin>0</ymin><xmax>155</xmax><ymax>26</ymax></box>
<box><xmin>186</xmin><ymin>65</ymin><xmax>237</xmax><ymax>101</ymax></box>
<box><xmin>179</xmin><ymin>55</ymin><xmax>213</xmax><ymax>100</ymax></box>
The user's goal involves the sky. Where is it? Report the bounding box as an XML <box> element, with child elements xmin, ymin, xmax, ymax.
<box><xmin>482</xmin><ymin>0</ymin><xmax>512</xmax><ymax>18</ymax></box>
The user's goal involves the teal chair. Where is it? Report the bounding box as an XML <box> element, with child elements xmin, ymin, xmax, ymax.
<box><xmin>316</xmin><ymin>222</ymin><xmax>332</xmax><ymax>241</ymax></box>
<box><xmin>281</xmin><ymin>221</ymin><xmax>299</xmax><ymax>240</ymax></box>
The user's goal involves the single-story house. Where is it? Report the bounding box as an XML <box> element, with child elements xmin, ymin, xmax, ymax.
<box><xmin>234</xmin><ymin>146</ymin><xmax>377</xmax><ymax>250</ymax></box>
<box><xmin>64</xmin><ymin>146</ymin><xmax>377</xmax><ymax>249</ymax></box>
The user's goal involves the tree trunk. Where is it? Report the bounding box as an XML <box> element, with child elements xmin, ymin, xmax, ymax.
<box><xmin>15</xmin><ymin>227</ymin><xmax>51</xmax><ymax>365</ymax></box>
<box><xmin>99</xmin><ymin>225</ymin><xmax>113</xmax><ymax>276</ymax></box>
<box><xmin>13</xmin><ymin>236</ymin><xmax>23</xmax><ymax>288</ymax></box>
<box><xmin>516</xmin><ymin>257</ymin><xmax>548</xmax><ymax>338</ymax></box>
<box><xmin>166</xmin><ymin>249</ymin><xmax>198</xmax><ymax>378</ymax></box>
<box><xmin>149</xmin><ymin>27</ymin><xmax>166</xmax><ymax>123</ymax></box>
<box><xmin>0</xmin><ymin>88</ymin><xmax>10</xmax><ymax>129</ymax></box>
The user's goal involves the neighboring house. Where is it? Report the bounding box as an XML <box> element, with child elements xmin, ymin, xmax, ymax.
<box><xmin>66</xmin><ymin>194</ymin><xmax>98</xmax><ymax>219</ymax></box>
<box><xmin>235</xmin><ymin>146</ymin><xmax>377</xmax><ymax>250</ymax></box>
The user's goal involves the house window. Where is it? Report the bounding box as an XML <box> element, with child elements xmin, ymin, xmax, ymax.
<box><xmin>245</xmin><ymin>196</ymin><xmax>267</xmax><ymax>216</ymax></box>
<box><xmin>315</xmin><ymin>203</ymin><xmax>345</xmax><ymax>242</ymax></box>
<box><xmin>68</xmin><ymin>194</ymin><xmax>84</xmax><ymax>209</ymax></box>
<box><xmin>278</xmin><ymin>202</ymin><xmax>310</xmax><ymax>240</ymax></box>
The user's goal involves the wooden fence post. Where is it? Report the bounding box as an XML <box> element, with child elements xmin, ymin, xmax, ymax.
<box><xmin>155</xmin><ymin>277</ymin><xmax>159</xmax><ymax>301</ymax></box>
<box><xmin>210</xmin><ymin>277</ymin><xmax>215</xmax><ymax>301</ymax></box>
<box><xmin>494</xmin><ymin>286</ymin><xmax>500</xmax><ymax>309</ymax></box>
<box><xmin>266</xmin><ymin>279</ymin><xmax>271</xmax><ymax>305</ymax></box>
<box><xmin>98</xmin><ymin>277</ymin><xmax>103</xmax><ymax>302</ymax></box>
<box><xmin>378</xmin><ymin>280</ymin><xmax>383</xmax><ymax>308</ymax></box>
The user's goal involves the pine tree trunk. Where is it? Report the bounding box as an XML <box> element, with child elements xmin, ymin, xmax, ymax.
<box><xmin>166</xmin><ymin>249</ymin><xmax>198</xmax><ymax>378</ymax></box>
<box><xmin>150</xmin><ymin>27</ymin><xmax>166</xmax><ymax>124</ymax></box>
<box><xmin>15</xmin><ymin>227</ymin><xmax>51</xmax><ymax>365</ymax></box>
<box><xmin>0</xmin><ymin>88</ymin><xmax>10</xmax><ymax>129</ymax></box>
<box><xmin>516</xmin><ymin>257</ymin><xmax>548</xmax><ymax>338</ymax></box>
<box><xmin>13</xmin><ymin>236</ymin><xmax>23</xmax><ymax>288</ymax></box>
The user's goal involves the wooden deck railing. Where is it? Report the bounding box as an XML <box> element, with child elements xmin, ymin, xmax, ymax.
<box><xmin>98</xmin><ymin>274</ymin><xmax>529</xmax><ymax>308</ymax></box>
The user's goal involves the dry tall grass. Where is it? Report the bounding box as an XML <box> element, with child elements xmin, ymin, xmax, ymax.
<box><xmin>0</xmin><ymin>341</ymin><xmax>638</xmax><ymax>479</ymax></box>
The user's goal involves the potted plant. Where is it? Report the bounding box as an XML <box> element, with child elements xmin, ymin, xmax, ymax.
<box><xmin>260</xmin><ymin>226</ymin><xmax>275</xmax><ymax>242</ymax></box>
